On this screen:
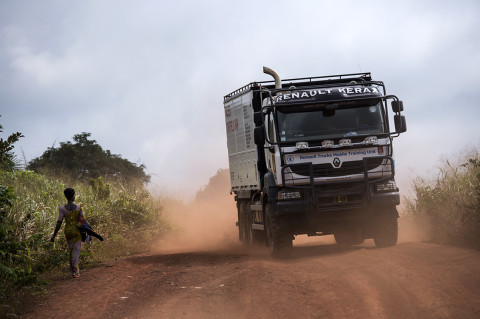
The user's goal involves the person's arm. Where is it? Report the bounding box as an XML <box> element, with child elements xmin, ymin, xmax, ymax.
<box><xmin>51</xmin><ymin>220</ymin><xmax>62</xmax><ymax>242</ymax></box>
<box><xmin>51</xmin><ymin>207</ymin><xmax>64</xmax><ymax>242</ymax></box>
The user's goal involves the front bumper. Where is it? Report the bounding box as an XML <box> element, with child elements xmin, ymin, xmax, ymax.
<box><xmin>277</xmin><ymin>187</ymin><xmax>400</xmax><ymax>216</ymax></box>
<box><xmin>276</xmin><ymin>156</ymin><xmax>399</xmax><ymax>218</ymax></box>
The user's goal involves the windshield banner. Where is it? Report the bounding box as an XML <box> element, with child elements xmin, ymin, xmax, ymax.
<box><xmin>284</xmin><ymin>147</ymin><xmax>381</xmax><ymax>168</ymax></box>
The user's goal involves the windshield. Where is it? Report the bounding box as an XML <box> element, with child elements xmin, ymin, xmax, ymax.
<box><xmin>277</xmin><ymin>101</ymin><xmax>386</xmax><ymax>143</ymax></box>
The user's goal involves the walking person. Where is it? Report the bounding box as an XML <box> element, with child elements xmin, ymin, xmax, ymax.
<box><xmin>50</xmin><ymin>188</ymin><xmax>84</xmax><ymax>278</ymax></box>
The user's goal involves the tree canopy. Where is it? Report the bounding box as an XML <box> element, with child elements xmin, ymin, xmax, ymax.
<box><xmin>194</xmin><ymin>168</ymin><xmax>230</xmax><ymax>203</ymax></box>
<box><xmin>27</xmin><ymin>132</ymin><xmax>150</xmax><ymax>184</ymax></box>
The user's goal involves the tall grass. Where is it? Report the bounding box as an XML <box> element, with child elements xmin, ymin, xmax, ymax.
<box><xmin>404</xmin><ymin>148</ymin><xmax>480</xmax><ymax>248</ymax></box>
<box><xmin>0</xmin><ymin>170</ymin><xmax>168</xmax><ymax>308</ymax></box>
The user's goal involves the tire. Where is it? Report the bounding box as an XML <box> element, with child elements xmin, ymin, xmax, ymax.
<box><xmin>373</xmin><ymin>212</ymin><xmax>398</xmax><ymax>248</ymax></box>
<box><xmin>246</xmin><ymin>218</ymin><xmax>262</xmax><ymax>246</ymax></box>
<box><xmin>245</xmin><ymin>205</ymin><xmax>265</xmax><ymax>246</ymax></box>
<box><xmin>334</xmin><ymin>227</ymin><xmax>364</xmax><ymax>246</ymax></box>
<box><xmin>237</xmin><ymin>201</ymin><xmax>247</xmax><ymax>243</ymax></box>
<box><xmin>265</xmin><ymin>203</ymin><xmax>292</xmax><ymax>258</ymax></box>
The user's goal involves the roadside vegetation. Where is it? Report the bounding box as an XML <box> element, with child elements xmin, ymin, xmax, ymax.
<box><xmin>404</xmin><ymin>148</ymin><xmax>480</xmax><ymax>249</ymax></box>
<box><xmin>0</xmin><ymin>126</ymin><xmax>168</xmax><ymax>315</ymax></box>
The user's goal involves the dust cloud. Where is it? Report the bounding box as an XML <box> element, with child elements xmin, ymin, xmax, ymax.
<box><xmin>153</xmin><ymin>169</ymin><xmax>424</xmax><ymax>253</ymax></box>
<box><xmin>293</xmin><ymin>212</ymin><xmax>426</xmax><ymax>248</ymax></box>
<box><xmin>397</xmin><ymin>204</ymin><xmax>427</xmax><ymax>244</ymax></box>
<box><xmin>154</xmin><ymin>169</ymin><xmax>240</xmax><ymax>253</ymax></box>
<box><xmin>398</xmin><ymin>217</ymin><xmax>427</xmax><ymax>244</ymax></box>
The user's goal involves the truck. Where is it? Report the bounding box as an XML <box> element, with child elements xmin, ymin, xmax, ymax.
<box><xmin>224</xmin><ymin>67</ymin><xmax>407</xmax><ymax>257</ymax></box>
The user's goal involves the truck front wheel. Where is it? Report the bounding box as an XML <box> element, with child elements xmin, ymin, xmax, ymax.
<box><xmin>373</xmin><ymin>210</ymin><xmax>398</xmax><ymax>248</ymax></box>
<box><xmin>265</xmin><ymin>204</ymin><xmax>292</xmax><ymax>258</ymax></box>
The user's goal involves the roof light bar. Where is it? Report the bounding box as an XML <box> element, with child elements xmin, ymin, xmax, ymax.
<box><xmin>339</xmin><ymin>139</ymin><xmax>352</xmax><ymax>147</ymax></box>
<box><xmin>364</xmin><ymin>136</ymin><xmax>378</xmax><ymax>145</ymax></box>
<box><xmin>296</xmin><ymin>142</ymin><xmax>309</xmax><ymax>150</ymax></box>
<box><xmin>322</xmin><ymin>140</ymin><xmax>334</xmax><ymax>148</ymax></box>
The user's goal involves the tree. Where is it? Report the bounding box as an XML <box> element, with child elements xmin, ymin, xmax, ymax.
<box><xmin>194</xmin><ymin>169</ymin><xmax>231</xmax><ymax>203</ymax></box>
<box><xmin>27</xmin><ymin>132</ymin><xmax>150</xmax><ymax>184</ymax></box>
<box><xmin>0</xmin><ymin>116</ymin><xmax>24</xmax><ymax>171</ymax></box>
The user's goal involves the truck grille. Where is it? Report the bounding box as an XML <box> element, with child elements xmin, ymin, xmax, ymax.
<box><xmin>317</xmin><ymin>194</ymin><xmax>363</xmax><ymax>205</ymax></box>
<box><xmin>289</xmin><ymin>158</ymin><xmax>384</xmax><ymax>178</ymax></box>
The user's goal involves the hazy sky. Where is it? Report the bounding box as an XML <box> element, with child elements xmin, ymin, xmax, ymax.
<box><xmin>1</xmin><ymin>0</ymin><xmax>479</xmax><ymax>199</ymax></box>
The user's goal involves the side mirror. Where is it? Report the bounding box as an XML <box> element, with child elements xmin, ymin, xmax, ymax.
<box><xmin>253</xmin><ymin>112</ymin><xmax>263</xmax><ymax>125</ymax></box>
<box><xmin>392</xmin><ymin>101</ymin><xmax>404</xmax><ymax>112</ymax></box>
<box><xmin>254</xmin><ymin>127</ymin><xmax>265</xmax><ymax>145</ymax></box>
<box><xmin>394</xmin><ymin>115</ymin><xmax>407</xmax><ymax>133</ymax></box>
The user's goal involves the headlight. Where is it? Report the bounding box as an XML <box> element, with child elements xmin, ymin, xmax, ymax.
<box><xmin>375</xmin><ymin>181</ymin><xmax>399</xmax><ymax>192</ymax></box>
<box><xmin>278</xmin><ymin>191</ymin><xmax>303</xmax><ymax>201</ymax></box>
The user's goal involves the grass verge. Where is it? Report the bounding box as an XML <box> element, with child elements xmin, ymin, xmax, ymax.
<box><xmin>0</xmin><ymin>170</ymin><xmax>168</xmax><ymax>317</ymax></box>
<box><xmin>403</xmin><ymin>148</ymin><xmax>480</xmax><ymax>249</ymax></box>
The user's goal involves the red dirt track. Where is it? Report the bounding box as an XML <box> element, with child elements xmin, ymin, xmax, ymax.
<box><xmin>21</xmin><ymin>240</ymin><xmax>480</xmax><ymax>319</ymax></box>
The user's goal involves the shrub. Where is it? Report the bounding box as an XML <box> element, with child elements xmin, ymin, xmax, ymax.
<box><xmin>404</xmin><ymin>148</ymin><xmax>480</xmax><ymax>248</ymax></box>
<box><xmin>0</xmin><ymin>171</ymin><xmax>167</xmax><ymax>307</ymax></box>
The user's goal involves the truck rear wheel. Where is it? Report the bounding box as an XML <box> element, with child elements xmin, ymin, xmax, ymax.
<box><xmin>238</xmin><ymin>201</ymin><xmax>248</xmax><ymax>243</ymax></box>
<box><xmin>265</xmin><ymin>204</ymin><xmax>292</xmax><ymax>258</ymax></box>
<box><xmin>373</xmin><ymin>210</ymin><xmax>398</xmax><ymax>248</ymax></box>
<box><xmin>246</xmin><ymin>215</ymin><xmax>263</xmax><ymax>246</ymax></box>
<box><xmin>241</xmin><ymin>202</ymin><xmax>263</xmax><ymax>246</ymax></box>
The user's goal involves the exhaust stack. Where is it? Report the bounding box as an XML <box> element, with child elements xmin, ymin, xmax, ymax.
<box><xmin>263</xmin><ymin>66</ymin><xmax>282</xmax><ymax>89</ymax></box>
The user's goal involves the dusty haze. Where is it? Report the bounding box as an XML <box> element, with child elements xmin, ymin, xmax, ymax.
<box><xmin>155</xmin><ymin>169</ymin><xmax>240</xmax><ymax>252</ymax></box>
<box><xmin>154</xmin><ymin>169</ymin><xmax>425</xmax><ymax>253</ymax></box>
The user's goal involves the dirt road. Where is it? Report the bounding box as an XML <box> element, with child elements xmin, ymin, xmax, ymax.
<box><xmin>20</xmin><ymin>239</ymin><xmax>480</xmax><ymax>319</ymax></box>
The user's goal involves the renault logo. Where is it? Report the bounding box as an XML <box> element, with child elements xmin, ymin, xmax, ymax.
<box><xmin>333</xmin><ymin>157</ymin><xmax>341</xmax><ymax>168</ymax></box>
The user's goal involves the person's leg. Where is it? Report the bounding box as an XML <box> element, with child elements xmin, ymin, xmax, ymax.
<box><xmin>68</xmin><ymin>240</ymin><xmax>81</xmax><ymax>276</ymax></box>
<box><xmin>67</xmin><ymin>240</ymin><xmax>74</xmax><ymax>273</ymax></box>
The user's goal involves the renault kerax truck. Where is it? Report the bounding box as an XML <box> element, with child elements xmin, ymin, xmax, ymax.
<box><xmin>224</xmin><ymin>67</ymin><xmax>407</xmax><ymax>257</ymax></box>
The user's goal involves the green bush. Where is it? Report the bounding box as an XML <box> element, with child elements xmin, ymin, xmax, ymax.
<box><xmin>0</xmin><ymin>171</ymin><xmax>167</xmax><ymax>305</ymax></box>
<box><xmin>404</xmin><ymin>148</ymin><xmax>480</xmax><ymax>248</ymax></box>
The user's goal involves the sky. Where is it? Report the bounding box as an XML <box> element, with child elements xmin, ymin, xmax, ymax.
<box><xmin>1</xmin><ymin>0</ymin><xmax>479</xmax><ymax>199</ymax></box>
